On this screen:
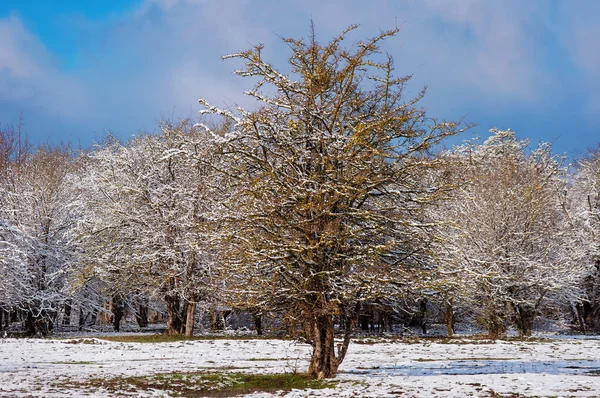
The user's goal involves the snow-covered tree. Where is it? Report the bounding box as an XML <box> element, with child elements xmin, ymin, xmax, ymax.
<box><xmin>75</xmin><ymin>123</ymin><xmax>217</xmax><ymax>335</ymax></box>
<box><xmin>438</xmin><ymin>130</ymin><xmax>584</xmax><ymax>337</ymax></box>
<box><xmin>194</xmin><ymin>25</ymin><xmax>462</xmax><ymax>378</ymax></box>
<box><xmin>0</xmin><ymin>140</ymin><xmax>79</xmax><ymax>335</ymax></box>
<box><xmin>565</xmin><ymin>149</ymin><xmax>600</xmax><ymax>330</ymax></box>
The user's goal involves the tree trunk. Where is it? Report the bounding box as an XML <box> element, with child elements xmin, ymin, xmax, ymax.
<box><xmin>253</xmin><ymin>313</ymin><xmax>263</xmax><ymax>335</ymax></box>
<box><xmin>419</xmin><ymin>298</ymin><xmax>428</xmax><ymax>335</ymax></box>
<box><xmin>178</xmin><ymin>301</ymin><xmax>189</xmax><ymax>335</ymax></box>
<box><xmin>486</xmin><ymin>300</ymin><xmax>506</xmax><ymax>339</ymax></box>
<box><xmin>514</xmin><ymin>304</ymin><xmax>534</xmax><ymax>337</ymax></box>
<box><xmin>63</xmin><ymin>300</ymin><xmax>72</xmax><ymax>326</ymax></box>
<box><xmin>24</xmin><ymin>311</ymin><xmax>37</xmax><ymax>336</ymax></box>
<box><xmin>24</xmin><ymin>309</ymin><xmax>50</xmax><ymax>337</ymax></box>
<box><xmin>307</xmin><ymin>315</ymin><xmax>337</xmax><ymax>379</ymax></box>
<box><xmin>89</xmin><ymin>308</ymin><xmax>98</xmax><ymax>326</ymax></box>
<box><xmin>574</xmin><ymin>302</ymin><xmax>587</xmax><ymax>331</ymax></box>
<box><xmin>184</xmin><ymin>301</ymin><xmax>196</xmax><ymax>337</ymax></box>
<box><xmin>307</xmin><ymin>313</ymin><xmax>355</xmax><ymax>379</ymax></box>
<box><xmin>111</xmin><ymin>295</ymin><xmax>124</xmax><ymax>332</ymax></box>
<box><xmin>78</xmin><ymin>307</ymin><xmax>85</xmax><ymax>331</ymax></box>
<box><xmin>135</xmin><ymin>300</ymin><xmax>149</xmax><ymax>328</ymax></box>
<box><xmin>444</xmin><ymin>298</ymin><xmax>454</xmax><ymax>337</ymax></box>
<box><xmin>0</xmin><ymin>309</ymin><xmax>3</xmax><ymax>331</ymax></box>
<box><xmin>165</xmin><ymin>294</ymin><xmax>182</xmax><ymax>335</ymax></box>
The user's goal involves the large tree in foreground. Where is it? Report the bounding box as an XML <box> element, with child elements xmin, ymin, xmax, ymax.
<box><xmin>194</xmin><ymin>25</ymin><xmax>461</xmax><ymax>379</ymax></box>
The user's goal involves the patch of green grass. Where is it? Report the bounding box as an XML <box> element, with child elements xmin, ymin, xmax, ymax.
<box><xmin>58</xmin><ymin>372</ymin><xmax>336</xmax><ymax>397</ymax></box>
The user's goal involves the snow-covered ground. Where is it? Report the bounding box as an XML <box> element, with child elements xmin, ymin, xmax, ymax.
<box><xmin>1</xmin><ymin>335</ymin><xmax>600</xmax><ymax>397</ymax></box>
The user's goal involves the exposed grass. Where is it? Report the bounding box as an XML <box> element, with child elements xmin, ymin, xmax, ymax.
<box><xmin>95</xmin><ymin>334</ymin><xmax>292</xmax><ymax>343</ymax></box>
<box><xmin>58</xmin><ymin>372</ymin><xmax>336</xmax><ymax>397</ymax></box>
<box><xmin>50</xmin><ymin>361</ymin><xmax>97</xmax><ymax>365</ymax></box>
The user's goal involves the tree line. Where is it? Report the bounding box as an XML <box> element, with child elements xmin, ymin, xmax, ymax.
<box><xmin>1</xmin><ymin>26</ymin><xmax>600</xmax><ymax>379</ymax></box>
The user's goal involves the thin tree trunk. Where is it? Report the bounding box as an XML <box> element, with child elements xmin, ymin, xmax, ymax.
<box><xmin>135</xmin><ymin>302</ymin><xmax>149</xmax><ymax>328</ymax></box>
<box><xmin>111</xmin><ymin>295</ymin><xmax>124</xmax><ymax>332</ymax></box>
<box><xmin>419</xmin><ymin>298</ymin><xmax>428</xmax><ymax>335</ymax></box>
<box><xmin>63</xmin><ymin>300</ymin><xmax>72</xmax><ymax>326</ymax></box>
<box><xmin>89</xmin><ymin>309</ymin><xmax>98</xmax><ymax>326</ymax></box>
<box><xmin>184</xmin><ymin>301</ymin><xmax>196</xmax><ymax>337</ymax></box>
<box><xmin>444</xmin><ymin>298</ymin><xmax>454</xmax><ymax>337</ymax></box>
<box><xmin>78</xmin><ymin>307</ymin><xmax>85</xmax><ymax>331</ymax></box>
<box><xmin>178</xmin><ymin>301</ymin><xmax>189</xmax><ymax>335</ymax></box>
<box><xmin>253</xmin><ymin>313</ymin><xmax>263</xmax><ymax>336</ymax></box>
<box><xmin>575</xmin><ymin>302</ymin><xmax>587</xmax><ymax>331</ymax></box>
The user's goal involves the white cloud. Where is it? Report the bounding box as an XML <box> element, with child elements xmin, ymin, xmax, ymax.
<box><xmin>559</xmin><ymin>1</ymin><xmax>600</xmax><ymax>114</ymax></box>
<box><xmin>0</xmin><ymin>14</ymin><xmax>89</xmax><ymax>120</ymax></box>
<box><xmin>0</xmin><ymin>0</ymin><xmax>595</xmax><ymax>147</ymax></box>
<box><xmin>402</xmin><ymin>0</ymin><xmax>543</xmax><ymax>100</ymax></box>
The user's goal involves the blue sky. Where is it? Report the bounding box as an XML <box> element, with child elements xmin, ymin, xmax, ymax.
<box><xmin>0</xmin><ymin>0</ymin><xmax>598</xmax><ymax>157</ymax></box>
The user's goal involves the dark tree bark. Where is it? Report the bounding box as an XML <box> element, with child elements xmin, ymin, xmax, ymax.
<box><xmin>63</xmin><ymin>300</ymin><xmax>72</xmax><ymax>326</ymax></box>
<box><xmin>24</xmin><ymin>309</ymin><xmax>50</xmax><ymax>337</ymax></box>
<box><xmin>486</xmin><ymin>300</ymin><xmax>507</xmax><ymax>339</ymax></box>
<box><xmin>165</xmin><ymin>294</ymin><xmax>183</xmax><ymax>335</ymax></box>
<box><xmin>111</xmin><ymin>295</ymin><xmax>124</xmax><ymax>332</ymax></box>
<box><xmin>78</xmin><ymin>307</ymin><xmax>85</xmax><ymax>331</ymax></box>
<box><xmin>513</xmin><ymin>304</ymin><xmax>535</xmax><ymax>337</ymax></box>
<box><xmin>135</xmin><ymin>300</ymin><xmax>149</xmax><ymax>328</ymax></box>
<box><xmin>253</xmin><ymin>313</ymin><xmax>263</xmax><ymax>336</ymax></box>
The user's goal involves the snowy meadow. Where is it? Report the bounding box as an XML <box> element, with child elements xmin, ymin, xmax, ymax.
<box><xmin>4</xmin><ymin>23</ymin><xmax>600</xmax><ymax>398</ymax></box>
<box><xmin>1</xmin><ymin>333</ymin><xmax>600</xmax><ymax>397</ymax></box>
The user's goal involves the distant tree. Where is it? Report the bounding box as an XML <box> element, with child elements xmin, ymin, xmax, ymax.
<box><xmin>75</xmin><ymin>123</ymin><xmax>217</xmax><ymax>335</ymax></box>
<box><xmin>565</xmin><ymin>149</ymin><xmax>600</xmax><ymax>331</ymax></box>
<box><xmin>0</xmin><ymin>138</ymin><xmax>78</xmax><ymax>335</ymax></box>
<box><xmin>194</xmin><ymin>25</ymin><xmax>462</xmax><ymax>378</ymax></box>
<box><xmin>438</xmin><ymin>130</ymin><xmax>584</xmax><ymax>337</ymax></box>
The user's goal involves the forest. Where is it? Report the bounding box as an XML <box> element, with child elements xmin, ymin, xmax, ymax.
<box><xmin>1</xmin><ymin>26</ymin><xmax>600</xmax><ymax>381</ymax></box>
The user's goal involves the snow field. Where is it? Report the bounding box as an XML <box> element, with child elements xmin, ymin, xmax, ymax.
<box><xmin>1</xmin><ymin>336</ymin><xmax>599</xmax><ymax>397</ymax></box>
